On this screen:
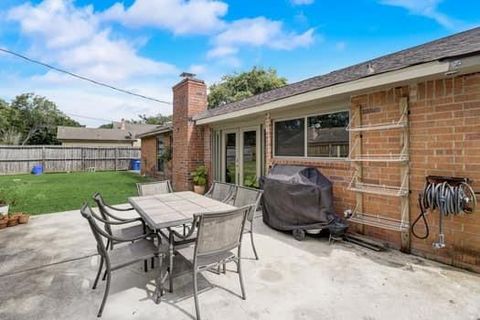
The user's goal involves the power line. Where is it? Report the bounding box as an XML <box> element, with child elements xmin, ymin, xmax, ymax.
<box><xmin>0</xmin><ymin>47</ymin><xmax>172</xmax><ymax>105</ymax></box>
<box><xmin>66</xmin><ymin>113</ymin><xmax>115</xmax><ymax>123</ymax></box>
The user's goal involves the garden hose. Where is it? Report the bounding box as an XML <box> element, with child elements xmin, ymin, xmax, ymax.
<box><xmin>411</xmin><ymin>179</ymin><xmax>477</xmax><ymax>248</ymax></box>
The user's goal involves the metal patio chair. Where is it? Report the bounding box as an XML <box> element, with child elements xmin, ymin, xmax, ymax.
<box><xmin>80</xmin><ymin>203</ymin><xmax>167</xmax><ymax>318</ymax></box>
<box><xmin>232</xmin><ymin>186</ymin><xmax>263</xmax><ymax>260</ymax></box>
<box><xmin>204</xmin><ymin>181</ymin><xmax>235</xmax><ymax>203</ymax></box>
<box><xmin>92</xmin><ymin>193</ymin><xmax>147</xmax><ymax>251</ymax></box>
<box><xmin>175</xmin><ymin>205</ymin><xmax>251</xmax><ymax>320</ymax></box>
<box><xmin>137</xmin><ymin>180</ymin><xmax>173</xmax><ymax>196</ymax></box>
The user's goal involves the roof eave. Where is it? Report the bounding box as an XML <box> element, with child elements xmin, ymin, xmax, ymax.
<box><xmin>196</xmin><ymin>55</ymin><xmax>480</xmax><ymax>125</ymax></box>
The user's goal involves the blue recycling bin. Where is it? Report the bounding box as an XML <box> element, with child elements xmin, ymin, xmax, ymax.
<box><xmin>32</xmin><ymin>164</ymin><xmax>43</xmax><ymax>175</ymax></box>
<box><xmin>131</xmin><ymin>159</ymin><xmax>141</xmax><ymax>171</ymax></box>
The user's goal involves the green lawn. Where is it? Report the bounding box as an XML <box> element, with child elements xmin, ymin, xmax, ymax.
<box><xmin>0</xmin><ymin>171</ymin><xmax>153</xmax><ymax>215</ymax></box>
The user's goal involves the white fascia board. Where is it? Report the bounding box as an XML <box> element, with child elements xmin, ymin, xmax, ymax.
<box><xmin>196</xmin><ymin>61</ymin><xmax>451</xmax><ymax>125</ymax></box>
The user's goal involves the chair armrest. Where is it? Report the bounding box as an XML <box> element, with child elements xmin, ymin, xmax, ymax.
<box><xmin>170</xmin><ymin>218</ymin><xmax>198</xmax><ymax>240</ymax></box>
<box><xmin>104</xmin><ymin>203</ymin><xmax>135</xmax><ymax>212</ymax></box>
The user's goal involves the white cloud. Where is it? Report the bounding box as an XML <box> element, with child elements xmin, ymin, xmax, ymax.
<box><xmin>4</xmin><ymin>0</ymin><xmax>179</xmax><ymax>126</ymax></box>
<box><xmin>7</xmin><ymin>0</ymin><xmax>177</xmax><ymax>83</ymax></box>
<box><xmin>379</xmin><ymin>0</ymin><xmax>456</xmax><ymax>29</ymax></box>
<box><xmin>102</xmin><ymin>0</ymin><xmax>228</xmax><ymax>35</ymax></box>
<box><xmin>208</xmin><ymin>17</ymin><xmax>314</xmax><ymax>58</ymax></box>
<box><xmin>291</xmin><ymin>0</ymin><xmax>314</xmax><ymax>5</ymax></box>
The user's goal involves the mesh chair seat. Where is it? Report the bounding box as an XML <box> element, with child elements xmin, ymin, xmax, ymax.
<box><xmin>108</xmin><ymin>239</ymin><xmax>167</xmax><ymax>269</ymax></box>
<box><xmin>177</xmin><ymin>246</ymin><xmax>235</xmax><ymax>269</ymax></box>
<box><xmin>205</xmin><ymin>182</ymin><xmax>235</xmax><ymax>203</ymax></box>
<box><xmin>137</xmin><ymin>180</ymin><xmax>173</xmax><ymax>196</ymax></box>
<box><xmin>111</xmin><ymin>224</ymin><xmax>146</xmax><ymax>240</ymax></box>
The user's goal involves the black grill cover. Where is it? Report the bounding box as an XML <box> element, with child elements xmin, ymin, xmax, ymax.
<box><xmin>262</xmin><ymin>165</ymin><xmax>347</xmax><ymax>235</ymax></box>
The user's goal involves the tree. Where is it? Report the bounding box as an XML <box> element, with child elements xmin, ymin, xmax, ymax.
<box><xmin>133</xmin><ymin>114</ymin><xmax>172</xmax><ymax>125</ymax></box>
<box><xmin>0</xmin><ymin>93</ymin><xmax>81</xmax><ymax>145</ymax></box>
<box><xmin>98</xmin><ymin>123</ymin><xmax>114</xmax><ymax>129</ymax></box>
<box><xmin>208</xmin><ymin>66</ymin><xmax>287</xmax><ymax>109</ymax></box>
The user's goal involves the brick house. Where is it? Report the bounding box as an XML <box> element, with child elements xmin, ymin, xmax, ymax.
<box><xmin>141</xmin><ymin>27</ymin><xmax>480</xmax><ymax>272</ymax></box>
<box><xmin>137</xmin><ymin>124</ymin><xmax>173</xmax><ymax>179</ymax></box>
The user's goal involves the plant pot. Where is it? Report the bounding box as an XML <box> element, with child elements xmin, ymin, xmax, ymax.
<box><xmin>193</xmin><ymin>185</ymin><xmax>206</xmax><ymax>195</ymax></box>
<box><xmin>18</xmin><ymin>214</ymin><xmax>30</xmax><ymax>224</ymax></box>
<box><xmin>7</xmin><ymin>215</ymin><xmax>19</xmax><ymax>227</ymax></box>
<box><xmin>0</xmin><ymin>204</ymin><xmax>9</xmax><ymax>217</ymax></box>
<box><xmin>0</xmin><ymin>217</ymin><xmax>7</xmax><ymax>229</ymax></box>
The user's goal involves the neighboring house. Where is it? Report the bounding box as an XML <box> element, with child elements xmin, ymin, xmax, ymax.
<box><xmin>57</xmin><ymin>121</ymin><xmax>158</xmax><ymax>147</ymax></box>
<box><xmin>137</xmin><ymin>124</ymin><xmax>173</xmax><ymax>179</ymax></box>
<box><xmin>141</xmin><ymin>27</ymin><xmax>480</xmax><ymax>272</ymax></box>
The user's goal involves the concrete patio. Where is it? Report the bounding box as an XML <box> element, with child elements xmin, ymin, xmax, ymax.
<box><xmin>1</xmin><ymin>208</ymin><xmax>480</xmax><ymax>320</ymax></box>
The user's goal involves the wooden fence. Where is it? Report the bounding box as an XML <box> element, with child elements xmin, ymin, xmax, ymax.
<box><xmin>0</xmin><ymin>145</ymin><xmax>141</xmax><ymax>175</ymax></box>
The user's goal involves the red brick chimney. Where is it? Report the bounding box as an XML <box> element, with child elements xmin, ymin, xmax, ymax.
<box><xmin>172</xmin><ymin>73</ymin><xmax>207</xmax><ymax>191</ymax></box>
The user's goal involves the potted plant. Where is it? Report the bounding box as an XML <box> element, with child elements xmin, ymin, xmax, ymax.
<box><xmin>0</xmin><ymin>190</ymin><xmax>9</xmax><ymax>217</ymax></box>
<box><xmin>18</xmin><ymin>212</ymin><xmax>30</xmax><ymax>224</ymax></box>
<box><xmin>7</xmin><ymin>212</ymin><xmax>20</xmax><ymax>227</ymax></box>
<box><xmin>191</xmin><ymin>165</ymin><xmax>207</xmax><ymax>194</ymax></box>
<box><xmin>0</xmin><ymin>215</ymin><xmax>7</xmax><ymax>229</ymax></box>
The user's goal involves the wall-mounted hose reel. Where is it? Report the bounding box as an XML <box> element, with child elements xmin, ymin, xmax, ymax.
<box><xmin>412</xmin><ymin>176</ymin><xmax>477</xmax><ymax>249</ymax></box>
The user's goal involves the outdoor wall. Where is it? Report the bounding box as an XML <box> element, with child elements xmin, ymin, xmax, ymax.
<box><xmin>140</xmin><ymin>133</ymin><xmax>172</xmax><ymax>180</ymax></box>
<box><xmin>264</xmin><ymin>72</ymin><xmax>480</xmax><ymax>272</ymax></box>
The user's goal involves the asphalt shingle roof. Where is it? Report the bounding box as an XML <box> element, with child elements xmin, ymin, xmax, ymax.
<box><xmin>57</xmin><ymin>127</ymin><xmax>136</xmax><ymax>141</ymax></box>
<box><xmin>195</xmin><ymin>27</ymin><xmax>480</xmax><ymax>121</ymax></box>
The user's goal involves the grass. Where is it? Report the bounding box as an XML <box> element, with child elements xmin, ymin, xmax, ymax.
<box><xmin>0</xmin><ymin>171</ymin><xmax>153</xmax><ymax>215</ymax></box>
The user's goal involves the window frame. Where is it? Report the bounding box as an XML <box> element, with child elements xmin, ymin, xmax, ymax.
<box><xmin>272</xmin><ymin>108</ymin><xmax>350</xmax><ymax>161</ymax></box>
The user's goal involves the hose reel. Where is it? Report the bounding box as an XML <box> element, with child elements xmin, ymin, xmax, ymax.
<box><xmin>412</xmin><ymin>176</ymin><xmax>477</xmax><ymax>249</ymax></box>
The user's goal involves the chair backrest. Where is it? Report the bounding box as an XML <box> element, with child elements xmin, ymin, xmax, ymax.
<box><xmin>232</xmin><ymin>186</ymin><xmax>263</xmax><ymax>220</ymax></box>
<box><xmin>194</xmin><ymin>206</ymin><xmax>250</xmax><ymax>259</ymax></box>
<box><xmin>80</xmin><ymin>203</ymin><xmax>109</xmax><ymax>257</ymax></box>
<box><xmin>92</xmin><ymin>193</ymin><xmax>113</xmax><ymax>235</ymax></box>
<box><xmin>205</xmin><ymin>181</ymin><xmax>235</xmax><ymax>202</ymax></box>
<box><xmin>137</xmin><ymin>180</ymin><xmax>173</xmax><ymax>196</ymax></box>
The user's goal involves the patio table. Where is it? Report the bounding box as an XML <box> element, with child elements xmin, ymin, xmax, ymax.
<box><xmin>128</xmin><ymin>191</ymin><xmax>236</xmax><ymax>293</ymax></box>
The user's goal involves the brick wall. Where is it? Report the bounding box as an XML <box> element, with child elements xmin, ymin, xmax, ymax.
<box><xmin>140</xmin><ymin>133</ymin><xmax>172</xmax><ymax>180</ymax></box>
<box><xmin>264</xmin><ymin>72</ymin><xmax>480</xmax><ymax>272</ymax></box>
<box><xmin>172</xmin><ymin>78</ymin><xmax>208</xmax><ymax>191</ymax></box>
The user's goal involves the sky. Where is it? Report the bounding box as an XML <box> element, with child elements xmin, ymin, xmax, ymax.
<box><xmin>0</xmin><ymin>0</ymin><xmax>479</xmax><ymax>127</ymax></box>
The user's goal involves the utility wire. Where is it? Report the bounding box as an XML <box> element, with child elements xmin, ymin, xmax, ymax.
<box><xmin>66</xmin><ymin>113</ymin><xmax>115</xmax><ymax>123</ymax></box>
<box><xmin>0</xmin><ymin>47</ymin><xmax>172</xmax><ymax>105</ymax></box>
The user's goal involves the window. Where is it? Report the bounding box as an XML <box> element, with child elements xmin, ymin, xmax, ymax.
<box><xmin>307</xmin><ymin>111</ymin><xmax>349</xmax><ymax>158</ymax></box>
<box><xmin>157</xmin><ymin>138</ymin><xmax>165</xmax><ymax>172</ymax></box>
<box><xmin>273</xmin><ymin>111</ymin><xmax>349</xmax><ymax>158</ymax></box>
<box><xmin>274</xmin><ymin>118</ymin><xmax>305</xmax><ymax>156</ymax></box>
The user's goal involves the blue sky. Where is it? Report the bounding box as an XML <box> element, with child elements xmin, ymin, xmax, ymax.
<box><xmin>0</xmin><ymin>0</ymin><xmax>479</xmax><ymax>126</ymax></box>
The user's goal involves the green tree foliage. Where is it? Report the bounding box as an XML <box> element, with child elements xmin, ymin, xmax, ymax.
<box><xmin>133</xmin><ymin>113</ymin><xmax>172</xmax><ymax>125</ymax></box>
<box><xmin>0</xmin><ymin>93</ymin><xmax>81</xmax><ymax>145</ymax></box>
<box><xmin>98</xmin><ymin>123</ymin><xmax>114</xmax><ymax>129</ymax></box>
<box><xmin>208</xmin><ymin>66</ymin><xmax>287</xmax><ymax>109</ymax></box>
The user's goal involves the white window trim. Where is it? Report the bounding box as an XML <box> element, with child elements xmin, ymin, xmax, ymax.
<box><xmin>272</xmin><ymin>108</ymin><xmax>350</xmax><ymax>160</ymax></box>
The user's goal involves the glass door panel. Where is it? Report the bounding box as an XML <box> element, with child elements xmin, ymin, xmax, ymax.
<box><xmin>242</xmin><ymin>130</ymin><xmax>258</xmax><ymax>187</ymax></box>
<box><xmin>225</xmin><ymin>132</ymin><xmax>237</xmax><ymax>184</ymax></box>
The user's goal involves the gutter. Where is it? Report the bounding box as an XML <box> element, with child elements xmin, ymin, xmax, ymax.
<box><xmin>196</xmin><ymin>56</ymin><xmax>480</xmax><ymax>125</ymax></box>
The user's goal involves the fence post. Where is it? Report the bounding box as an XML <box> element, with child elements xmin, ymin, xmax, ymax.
<box><xmin>114</xmin><ymin>148</ymin><xmax>118</xmax><ymax>171</ymax></box>
<box><xmin>81</xmin><ymin>147</ymin><xmax>85</xmax><ymax>171</ymax></box>
<box><xmin>42</xmin><ymin>146</ymin><xmax>46</xmax><ymax>171</ymax></box>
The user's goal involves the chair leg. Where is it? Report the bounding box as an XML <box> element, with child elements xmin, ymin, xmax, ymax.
<box><xmin>222</xmin><ymin>262</ymin><xmax>226</xmax><ymax>274</ymax></box>
<box><xmin>97</xmin><ymin>262</ymin><xmax>112</xmax><ymax>317</ymax></box>
<box><xmin>144</xmin><ymin>260</ymin><xmax>148</xmax><ymax>273</ymax></box>
<box><xmin>169</xmin><ymin>247</ymin><xmax>174</xmax><ymax>292</ymax></box>
<box><xmin>250</xmin><ymin>222</ymin><xmax>259</xmax><ymax>260</ymax></box>
<box><xmin>237</xmin><ymin>259</ymin><xmax>246</xmax><ymax>300</ymax></box>
<box><xmin>151</xmin><ymin>257</ymin><xmax>155</xmax><ymax>269</ymax></box>
<box><xmin>193</xmin><ymin>270</ymin><xmax>201</xmax><ymax>320</ymax></box>
<box><xmin>92</xmin><ymin>256</ymin><xmax>104</xmax><ymax>290</ymax></box>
